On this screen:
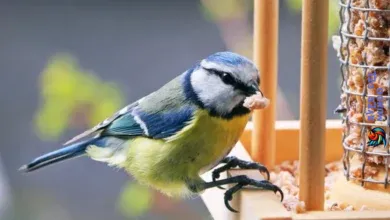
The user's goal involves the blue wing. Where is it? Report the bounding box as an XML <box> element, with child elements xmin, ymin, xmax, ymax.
<box><xmin>103</xmin><ymin>104</ymin><xmax>195</xmax><ymax>139</ymax></box>
<box><xmin>102</xmin><ymin>74</ymin><xmax>197</xmax><ymax>139</ymax></box>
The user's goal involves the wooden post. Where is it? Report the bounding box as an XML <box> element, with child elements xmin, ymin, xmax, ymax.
<box><xmin>298</xmin><ymin>0</ymin><xmax>329</xmax><ymax>211</ymax></box>
<box><xmin>251</xmin><ymin>0</ymin><xmax>279</xmax><ymax>168</ymax></box>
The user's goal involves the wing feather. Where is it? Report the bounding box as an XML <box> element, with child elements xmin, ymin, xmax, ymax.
<box><xmin>64</xmin><ymin>73</ymin><xmax>196</xmax><ymax>145</ymax></box>
<box><xmin>63</xmin><ymin>102</ymin><xmax>139</xmax><ymax>145</ymax></box>
<box><xmin>103</xmin><ymin>104</ymin><xmax>195</xmax><ymax>139</ymax></box>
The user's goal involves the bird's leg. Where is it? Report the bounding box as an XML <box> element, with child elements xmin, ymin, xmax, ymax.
<box><xmin>187</xmin><ymin>175</ymin><xmax>283</xmax><ymax>213</ymax></box>
<box><xmin>212</xmin><ymin>156</ymin><xmax>270</xmax><ymax>189</ymax></box>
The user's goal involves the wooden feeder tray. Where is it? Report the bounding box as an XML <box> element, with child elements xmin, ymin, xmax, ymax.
<box><xmin>200</xmin><ymin>122</ymin><xmax>390</xmax><ymax>220</ymax></box>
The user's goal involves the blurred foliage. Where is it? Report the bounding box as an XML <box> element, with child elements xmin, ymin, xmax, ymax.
<box><xmin>286</xmin><ymin>0</ymin><xmax>303</xmax><ymax>11</ymax></box>
<box><xmin>199</xmin><ymin>0</ymin><xmax>253</xmax><ymax>58</ymax></box>
<box><xmin>286</xmin><ymin>0</ymin><xmax>340</xmax><ymax>39</ymax></box>
<box><xmin>34</xmin><ymin>53</ymin><xmax>124</xmax><ymax>140</ymax></box>
<box><xmin>200</xmin><ymin>0</ymin><xmax>340</xmax><ymax>41</ymax></box>
<box><xmin>118</xmin><ymin>182</ymin><xmax>153</xmax><ymax>218</ymax></box>
<box><xmin>199</xmin><ymin>0</ymin><xmax>251</xmax><ymax>22</ymax></box>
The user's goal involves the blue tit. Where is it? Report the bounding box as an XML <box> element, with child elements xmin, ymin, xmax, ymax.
<box><xmin>20</xmin><ymin>51</ymin><xmax>283</xmax><ymax>212</ymax></box>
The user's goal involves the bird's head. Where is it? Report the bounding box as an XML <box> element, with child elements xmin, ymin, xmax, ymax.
<box><xmin>185</xmin><ymin>51</ymin><xmax>262</xmax><ymax>119</ymax></box>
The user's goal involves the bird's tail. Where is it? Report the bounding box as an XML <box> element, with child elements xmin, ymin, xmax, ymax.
<box><xmin>19</xmin><ymin>137</ymin><xmax>101</xmax><ymax>172</ymax></box>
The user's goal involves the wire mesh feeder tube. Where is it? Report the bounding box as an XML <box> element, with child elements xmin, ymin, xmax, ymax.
<box><xmin>335</xmin><ymin>0</ymin><xmax>390</xmax><ymax>196</ymax></box>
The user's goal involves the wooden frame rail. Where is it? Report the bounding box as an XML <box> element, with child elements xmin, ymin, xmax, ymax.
<box><xmin>251</xmin><ymin>0</ymin><xmax>278</xmax><ymax>169</ymax></box>
<box><xmin>240</xmin><ymin>120</ymin><xmax>343</xmax><ymax>164</ymax></box>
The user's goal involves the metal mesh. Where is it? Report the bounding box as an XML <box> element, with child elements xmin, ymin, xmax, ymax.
<box><xmin>338</xmin><ymin>0</ymin><xmax>390</xmax><ymax>187</ymax></box>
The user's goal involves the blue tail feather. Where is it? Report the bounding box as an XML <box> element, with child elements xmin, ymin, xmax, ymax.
<box><xmin>20</xmin><ymin>137</ymin><xmax>102</xmax><ymax>172</ymax></box>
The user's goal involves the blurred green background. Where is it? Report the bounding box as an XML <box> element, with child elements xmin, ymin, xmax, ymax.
<box><xmin>0</xmin><ymin>0</ymin><xmax>340</xmax><ymax>219</ymax></box>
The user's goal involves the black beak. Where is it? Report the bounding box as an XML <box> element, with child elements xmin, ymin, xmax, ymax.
<box><xmin>245</xmin><ymin>83</ymin><xmax>262</xmax><ymax>97</ymax></box>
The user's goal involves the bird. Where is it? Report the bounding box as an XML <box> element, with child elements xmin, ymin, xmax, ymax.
<box><xmin>19</xmin><ymin>51</ymin><xmax>283</xmax><ymax>212</ymax></box>
<box><xmin>367</xmin><ymin>127</ymin><xmax>387</xmax><ymax>147</ymax></box>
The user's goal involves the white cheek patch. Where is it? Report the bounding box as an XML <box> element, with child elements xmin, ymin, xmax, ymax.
<box><xmin>191</xmin><ymin>69</ymin><xmax>244</xmax><ymax>114</ymax></box>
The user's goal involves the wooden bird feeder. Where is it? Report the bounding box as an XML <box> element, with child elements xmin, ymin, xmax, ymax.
<box><xmin>200</xmin><ymin>0</ymin><xmax>390</xmax><ymax>219</ymax></box>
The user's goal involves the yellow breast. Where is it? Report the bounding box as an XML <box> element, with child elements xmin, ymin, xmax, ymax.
<box><xmin>124</xmin><ymin>109</ymin><xmax>251</xmax><ymax>197</ymax></box>
<box><xmin>167</xmin><ymin>109</ymin><xmax>251</xmax><ymax>175</ymax></box>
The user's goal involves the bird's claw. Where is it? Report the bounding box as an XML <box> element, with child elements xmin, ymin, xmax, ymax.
<box><xmin>224</xmin><ymin>183</ymin><xmax>244</xmax><ymax>213</ymax></box>
<box><xmin>245</xmin><ymin>162</ymin><xmax>270</xmax><ymax>180</ymax></box>
<box><xmin>212</xmin><ymin>156</ymin><xmax>270</xmax><ymax>190</ymax></box>
<box><xmin>223</xmin><ymin>178</ymin><xmax>284</xmax><ymax>213</ymax></box>
<box><xmin>269</xmin><ymin>182</ymin><xmax>284</xmax><ymax>202</ymax></box>
<box><xmin>227</xmin><ymin>156</ymin><xmax>270</xmax><ymax>180</ymax></box>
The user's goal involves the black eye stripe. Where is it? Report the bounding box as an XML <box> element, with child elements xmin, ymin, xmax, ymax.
<box><xmin>203</xmin><ymin>67</ymin><xmax>238</xmax><ymax>86</ymax></box>
<box><xmin>203</xmin><ymin>67</ymin><xmax>252</xmax><ymax>92</ymax></box>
